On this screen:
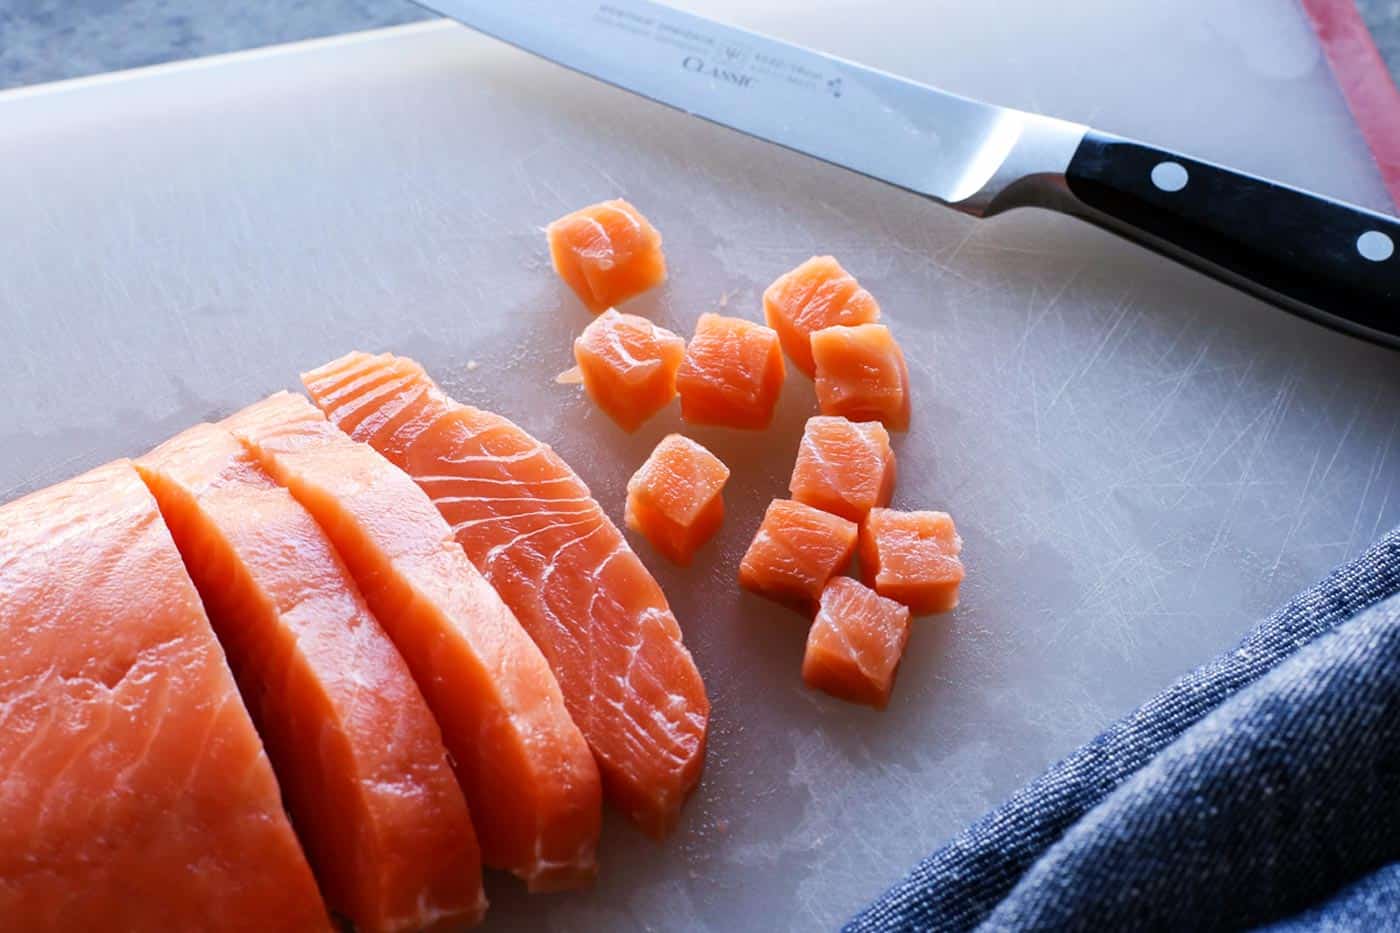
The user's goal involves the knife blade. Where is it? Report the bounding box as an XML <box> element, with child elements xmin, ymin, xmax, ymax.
<box><xmin>413</xmin><ymin>0</ymin><xmax>1400</xmax><ymax>349</ymax></box>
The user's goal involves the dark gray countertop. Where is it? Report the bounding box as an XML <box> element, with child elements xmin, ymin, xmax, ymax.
<box><xmin>1367</xmin><ymin>0</ymin><xmax>1400</xmax><ymax>72</ymax></box>
<box><xmin>0</xmin><ymin>1</ymin><xmax>429</xmax><ymax>89</ymax></box>
<box><xmin>1</xmin><ymin>0</ymin><xmax>1398</xmax><ymax>90</ymax></box>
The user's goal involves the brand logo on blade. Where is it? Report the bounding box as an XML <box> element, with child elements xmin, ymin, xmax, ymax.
<box><xmin>682</xmin><ymin>56</ymin><xmax>756</xmax><ymax>88</ymax></box>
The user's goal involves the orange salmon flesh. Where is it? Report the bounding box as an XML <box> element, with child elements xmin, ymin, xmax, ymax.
<box><xmin>137</xmin><ymin>424</ymin><xmax>484</xmax><ymax>933</ymax></box>
<box><xmin>738</xmin><ymin>498</ymin><xmax>859</xmax><ymax>615</ymax></box>
<box><xmin>788</xmin><ymin>416</ymin><xmax>897</xmax><ymax>524</ymax></box>
<box><xmin>0</xmin><ymin>462</ymin><xmax>330</xmax><ymax>932</ymax></box>
<box><xmin>803</xmin><ymin>577</ymin><xmax>913</xmax><ymax>710</ymax></box>
<box><xmin>302</xmin><ymin>352</ymin><xmax>711</xmax><ymax>839</ymax></box>
<box><xmin>226</xmin><ymin>392</ymin><xmax>601</xmax><ymax>893</ymax></box>
<box><xmin>811</xmin><ymin>323</ymin><xmax>911</xmax><ymax>431</ymax></box>
<box><xmin>676</xmin><ymin>313</ymin><xmax>786</xmax><ymax>430</ymax></box>
<box><xmin>626</xmin><ymin>434</ymin><xmax>730</xmax><ymax>566</ymax></box>
<box><xmin>574</xmin><ymin>309</ymin><xmax>686</xmax><ymax>432</ymax></box>
<box><xmin>764</xmin><ymin>256</ymin><xmax>881</xmax><ymax>378</ymax></box>
<box><xmin>859</xmin><ymin>508</ymin><xmax>965</xmax><ymax>614</ymax></box>
<box><xmin>547</xmin><ymin>199</ymin><xmax>667</xmax><ymax>313</ymax></box>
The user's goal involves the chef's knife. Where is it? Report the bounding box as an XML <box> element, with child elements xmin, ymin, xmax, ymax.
<box><xmin>413</xmin><ymin>0</ymin><xmax>1400</xmax><ymax>349</ymax></box>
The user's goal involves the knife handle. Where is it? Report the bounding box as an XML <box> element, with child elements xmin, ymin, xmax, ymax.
<box><xmin>1061</xmin><ymin>129</ymin><xmax>1400</xmax><ymax>349</ymax></box>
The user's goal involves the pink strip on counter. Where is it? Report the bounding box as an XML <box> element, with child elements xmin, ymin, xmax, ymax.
<box><xmin>1300</xmin><ymin>0</ymin><xmax>1400</xmax><ymax>209</ymax></box>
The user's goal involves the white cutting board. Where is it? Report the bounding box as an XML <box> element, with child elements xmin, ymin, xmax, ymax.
<box><xmin>1</xmin><ymin>3</ymin><xmax>1398</xmax><ymax>930</ymax></box>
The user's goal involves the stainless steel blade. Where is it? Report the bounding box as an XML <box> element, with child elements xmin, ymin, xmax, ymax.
<box><xmin>411</xmin><ymin>0</ymin><xmax>1086</xmax><ymax>215</ymax></box>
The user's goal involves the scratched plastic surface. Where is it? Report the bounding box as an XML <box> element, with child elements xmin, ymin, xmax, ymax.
<box><xmin>1</xmin><ymin>2</ymin><xmax>1397</xmax><ymax>929</ymax></box>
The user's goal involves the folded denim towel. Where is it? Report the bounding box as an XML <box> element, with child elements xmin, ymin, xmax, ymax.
<box><xmin>1259</xmin><ymin>862</ymin><xmax>1400</xmax><ymax>932</ymax></box>
<box><xmin>849</xmin><ymin>526</ymin><xmax>1400</xmax><ymax>932</ymax></box>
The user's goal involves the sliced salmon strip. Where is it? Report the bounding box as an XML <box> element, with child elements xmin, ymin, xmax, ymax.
<box><xmin>0</xmin><ymin>462</ymin><xmax>329</xmax><ymax>932</ymax></box>
<box><xmin>626</xmin><ymin>434</ymin><xmax>730</xmax><ymax>566</ymax></box>
<box><xmin>810</xmin><ymin>323</ymin><xmax>911</xmax><ymax>431</ymax></box>
<box><xmin>136</xmin><ymin>424</ymin><xmax>483</xmax><ymax>932</ymax></box>
<box><xmin>225</xmin><ymin>393</ymin><xmax>601</xmax><ymax>891</ymax></box>
<box><xmin>764</xmin><ymin>256</ymin><xmax>881</xmax><ymax>377</ymax></box>
<box><xmin>803</xmin><ymin>577</ymin><xmax>912</xmax><ymax>710</ymax></box>
<box><xmin>860</xmin><ymin>508</ymin><xmax>965</xmax><ymax>614</ymax></box>
<box><xmin>738</xmin><ymin>499</ymin><xmax>859</xmax><ymax>614</ymax></box>
<box><xmin>547</xmin><ymin>199</ymin><xmax>667</xmax><ymax>313</ymax></box>
<box><xmin>302</xmin><ymin>352</ymin><xmax>710</xmax><ymax>839</ymax></box>
<box><xmin>574</xmin><ymin>309</ymin><xmax>686</xmax><ymax>432</ymax></box>
<box><xmin>675</xmin><ymin>312</ymin><xmax>786</xmax><ymax>430</ymax></box>
<box><xmin>789</xmin><ymin>416</ymin><xmax>896</xmax><ymax>523</ymax></box>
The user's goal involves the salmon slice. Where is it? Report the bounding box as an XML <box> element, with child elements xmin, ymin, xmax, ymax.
<box><xmin>763</xmin><ymin>256</ymin><xmax>881</xmax><ymax>377</ymax></box>
<box><xmin>675</xmin><ymin>312</ymin><xmax>786</xmax><ymax>430</ymax></box>
<box><xmin>573</xmin><ymin>309</ymin><xmax>686</xmax><ymax>432</ymax></box>
<box><xmin>626</xmin><ymin>434</ymin><xmax>730</xmax><ymax>566</ymax></box>
<box><xmin>224</xmin><ymin>393</ymin><xmax>601</xmax><ymax>891</ymax></box>
<box><xmin>810</xmin><ymin>323</ymin><xmax>911</xmax><ymax>431</ymax></box>
<box><xmin>547</xmin><ymin>198</ymin><xmax>667</xmax><ymax>313</ymax></box>
<box><xmin>302</xmin><ymin>352</ymin><xmax>710</xmax><ymax>838</ymax></box>
<box><xmin>859</xmin><ymin>508</ymin><xmax>965</xmax><ymax>614</ymax></box>
<box><xmin>802</xmin><ymin>577</ymin><xmax>912</xmax><ymax>710</ymax></box>
<box><xmin>0</xmin><ymin>461</ymin><xmax>329</xmax><ymax>932</ymax></box>
<box><xmin>789</xmin><ymin>416</ymin><xmax>897</xmax><ymax>523</ymax></box>
<box><xmin>738</xmin><ymin>499</ymin><xmax>859</xmax><ymax>615</ymax></box>
<box><xmin>136</xmin><ymin>424</ymin><xmax>484</xmax><ymax>932</ymax></box>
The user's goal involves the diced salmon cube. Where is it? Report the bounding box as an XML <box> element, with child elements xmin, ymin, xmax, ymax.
<box><xmin>676</xmin><ymin>313</ymin><xmax>786</xmax><ymax>429</ymax></box>
<box><xmin>573</xmin><ymin>309</ymin><xmax>686</xmax><ymax>432</ymax></box>
<box><xmin>789</xmin><ymin>416</ymin><xmax>896</xmax><ymax>523</ymax></box>
<box><xmin>859</xmin><ymin>508</ymin><xmax>964</xmax><ymax>614</ymax></box>
<box><xmin>764</xmin><ymin>256</ymin><xmax>881</xmax><ymax>377</ymax></box>
<box><xmin>802</xmin><ymin>577</ymin><xmax>912</xmax><ymax>710</ymax></box>
<box><xmin>810</xmin><ymin>323</ymin><xmax>911</xmax><ymax>431</ymax></box>
<box><xmin>738</xmin><ymin>499</ymin><xmax>858</xmax><ymax>613</ymax></box>
<box><xmin>547</xmin><ymin>199</ymin><xmax>667</xmax><ymax>312</ymax></box>
<box><xmin>626</xmin><ymin>434</ymin><xmax>730</xmax><ymax>566</ymax></box>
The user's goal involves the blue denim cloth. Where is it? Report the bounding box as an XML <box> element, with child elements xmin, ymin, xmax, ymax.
<box><xmin>1260</xmin><ymin>863</ymin><xmax>1400</xmax><ymax>932</ymax></box>
<box><xmin>848</xmin><ymin>526</ymin><xmax>1400</xmax><ymax>932</ymax></box>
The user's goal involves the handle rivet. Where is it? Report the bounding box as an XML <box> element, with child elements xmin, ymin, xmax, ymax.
<box><xmin>1150</xmin><ymin>161</ymin><xmax>1188</xmax><ymax>192</ymax></box>
<box><xmin>1357</xmin><ymin>230</ymin><xmax>1394</xmax><ymax>262</ymax></box>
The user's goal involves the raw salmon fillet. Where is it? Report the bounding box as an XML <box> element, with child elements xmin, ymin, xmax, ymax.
<box><xmin>225</xmin><ymin>393</ymin><xmax>601</xmax><ymax>891</ymax></box>
<box><xmin>789</xmin><ymin>416</ymin><xmax>897</xmax><ymax>523</ymax></box>
<box><xmin>811</xmin><ymin>323</ymin><xmax>911</xmax><ymax>431</ymax></box>
<box><xmin>803</xmin><ymin>577</ymin><xmax>912</xmax><ymax>710</ymax></box>
<box><xmin>137</xmin><ymin>424</ymin><xmax>484</xmax><ymax>932</ymax></box>
<box><xmin>738</xmin><ymin>499</ymin><xmax>859</xmax><ymax>615</ymax></box>
<box><xmin>574</xmin><ymin>308</ymin><xmax>686</xmax><ymax>432</ymax></box>
<box><xmin>626</xmin><ymin>434</ymin><xmax>730</xmax><ymax>566</ymax></box>
<box><xmin>675</xmin><ymin>312</ymin><xmax>786</xmax><ymax>430</ymax></box>
<box><xmin>547</xmin><ymin>198</ymin><xmax>667</xmax><ymax>313</ymax></box>
<box><xmin>302</xmin><ymin>352</ymin><xmax>711</xmax><ymax>838</ymax></box>
<box><xmin>764</xmin><ymin>256</ymin><xmax>881</xmax><ymax>377</ymax></box>
<box><xmin>0</xmin><ymin>461</ymin><xmax>329</xmax><ymax>932</ymax></box>
<box><xmin>860</xmin><ymin>508</ymin><xmax>965</xmax><ymax>614</ymax></box>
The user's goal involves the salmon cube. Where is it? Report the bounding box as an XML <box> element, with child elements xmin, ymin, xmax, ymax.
<box><xmin>676</xmin><ymin>312</ymin><xmax>786</xmax><ymax>430</ymax></box>
<box><xmin>810</xmin><ymin>323</ymin><xmax>911</xmax><ymax>431</ymax></box>
<box><xmin>803</xmin><ymin>577</ymin><xmax>912</xmax><ymax>709</ymax></box>
<box><xmin>573</xmin><ymin>309</ymin><xmax>686</xmax><ymax>432</ymax></box>
<box><xmin>764</xmin><ymin>256</ymin><xmax>881</xmax><ymax>377</ymax></box>
<box><xmin>547</xmin><ymin>198</ymin><xmax>667</xmax><ymax>312</ymax></box>
<box><xmin>859</xmin><ymin>508</ymin><xmax>964</xmax><ymax>614</ymax></box>
<box><xmin>789</xmin><ymin>416</ymin><xmax>896</xmax><ymax>523</ymax></box>
<box><xmin>625</xmin><ymin>434</ymin><xmax>730</xmax><ymax>566</ymax></box>
<box><xmin>738</xmin><ymin>499</ymin><xmax>858</xmax><ymax>613</ymax></box>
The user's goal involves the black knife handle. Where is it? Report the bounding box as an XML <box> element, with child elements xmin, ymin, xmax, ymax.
<box><xmin>1063</xmin><ymin>130</ymin><xmax>1400</xmax><ymax>348</ymax></box>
